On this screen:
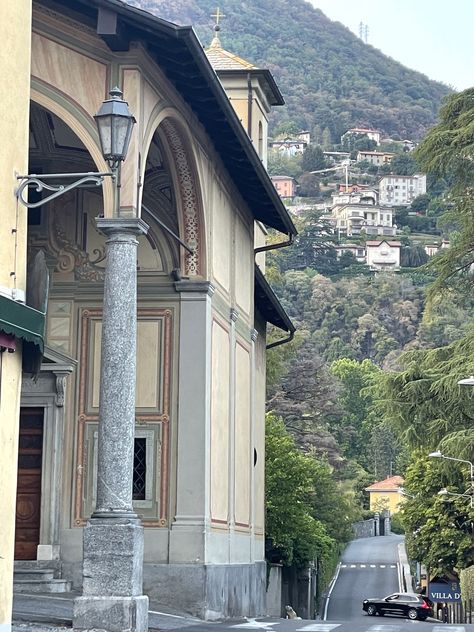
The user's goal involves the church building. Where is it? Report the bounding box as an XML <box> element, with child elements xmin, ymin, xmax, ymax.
<box><xmin>0</xmin><ymin>0</ymin><xmax>295</xmax><ymax>626</ymax></box>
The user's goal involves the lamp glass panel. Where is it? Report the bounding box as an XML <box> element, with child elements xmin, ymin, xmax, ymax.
<box><xmin>111</xmin><ymin>116</ymin><xmax>130</xmax><ymax>159</ymax></box>
<box><xmin>97</xmin><ymin>114</ymin><xmax>113</xmax><ymax>157</ymax></box>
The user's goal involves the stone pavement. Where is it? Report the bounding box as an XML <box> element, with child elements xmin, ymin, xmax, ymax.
<box><xmin>13</xmin><ymin>592</ymin><xmax>201</xmax><ymax>631</ymax></box>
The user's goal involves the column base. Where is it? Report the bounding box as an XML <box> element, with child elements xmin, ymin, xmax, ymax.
<box><xmin>73</xmin><ymin>595</ymin><xmax>148</xmax><ymax>632</ymax></box>
<box><xmin>81</xmin><ymin>518</ymin><xmax>144</xmax><ymax>596</ymax></box>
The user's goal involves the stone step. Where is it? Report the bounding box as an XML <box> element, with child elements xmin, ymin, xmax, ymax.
<box><xmin>14</xmin><ymin>560</ymin><xmax>61</xmax><ymax>571</ymax></box>
<box><xmin>14</xmin><ymin>568</ymin><xmax>56</xmax><ymax>581</ymax></box>
<box><xmin>13</xmin><ymin>578</ymin><xmax>72</xmax><ymax>593</ymax></box>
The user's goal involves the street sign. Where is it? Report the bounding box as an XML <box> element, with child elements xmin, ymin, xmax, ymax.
<box><xmin>428</xmin><ymin>581</ymin><xmax>461</xmax><ymax>602</ymax></box>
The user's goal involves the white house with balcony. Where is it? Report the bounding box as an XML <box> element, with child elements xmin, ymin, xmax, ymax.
<box><xmin>366</xmin><ymin>240</ymin><xmax>401</xmax><ymax>270</ymax></box>
<box><xmin>331</xmin><ymin>203</ymin><xmax>395</xmax><ymax>237</ymax></box>
<box><xmin>379</xmin><ymin>174</ymin><xmax>427</xmax><ymax>206</ymax></box>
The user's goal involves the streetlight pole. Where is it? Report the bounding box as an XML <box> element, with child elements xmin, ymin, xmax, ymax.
<box><xmin>16</xmin><ymin>87</ymin><xmax>149</xmax><ymax>632</ymax></box>
<box><xmin>73</xmin><ymin>88</ymin><xmax>149</xmax><ymax>632</ymax></box>
<box><xmin>429</xmin><ymin>451</ymin><xmax>474</xmax><ymax>510</ymax></box>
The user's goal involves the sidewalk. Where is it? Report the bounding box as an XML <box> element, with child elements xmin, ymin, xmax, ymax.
<box><xmin>13</xmin><ymin>592</ymin><xmax>202</xmax><ymax>631</ymax></box>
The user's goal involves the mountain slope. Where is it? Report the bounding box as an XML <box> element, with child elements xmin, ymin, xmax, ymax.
<box><xmin>130</xmin><ymin>0</ymin><xmax>451</xmax><ymax>141</ymax></box>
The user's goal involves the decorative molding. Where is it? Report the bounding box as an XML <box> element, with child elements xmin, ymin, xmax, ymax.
<box><xmin>74</xmin><ymin>307</ymin><xmax>173</xmax><ymax>527</ymax></box>
<box><xmin>54</xmin><ymin>373</ymin><xmax>68</xmax><ymax>407</ymax></box>
<box><xmin>161</xmin><ymin>119</ymin><xmax>203</xmax><ymax>277</ymax></box>
<box><xmin>230</xmin><ymin>308</ymin><xmax>239</xmax><ymax>323</ymax></box>
<box><xmin>250</xmin><ymin>328</ymin><xmax>258</xmax><ymax>342</ymax></box>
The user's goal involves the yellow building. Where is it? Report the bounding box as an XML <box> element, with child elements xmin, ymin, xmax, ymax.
<box><xmin>0</xmin><ymin>0</ymin><xmax>296</xmax><ymax>624</ymax></box>
<box><xmin>365</xmin><ymin>475</ymin><xmax>405</xmax><ymax>514</ymax></box>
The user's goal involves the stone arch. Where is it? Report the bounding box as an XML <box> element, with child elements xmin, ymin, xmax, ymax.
<box><xmin>30</xmin><ymin>82</ymin><xmax>114</xmax><ymax>216</ymax></box>
<box><xmin>141</xmin><ymin>108</ymin><xmax>206</xmax><ymax>278</ymax></box>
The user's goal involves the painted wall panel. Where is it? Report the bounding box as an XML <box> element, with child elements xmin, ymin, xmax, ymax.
<box><xmin>234</xmin><ymin>342</ymin><xmax>250</xmax><ymax>526</ymax></box>
<box><xmin>210</xmin><ymin>320</ymin><xmax>230</xmax><ymax>524</ymax></box>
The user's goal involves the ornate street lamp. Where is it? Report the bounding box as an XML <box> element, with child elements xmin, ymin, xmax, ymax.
<box><xmin>94</xmin><ymin>87</ymin><xmax>136</xmax><ymax>170</ymax></box>
<box><xmin>16</xmin><ymin>87</ymin><xmax>135</xmax><ymax>208</ymax></box>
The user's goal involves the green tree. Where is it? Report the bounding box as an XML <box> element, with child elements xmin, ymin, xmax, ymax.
<box><xmin>301</xmin><ymin>144</ymin><xmax>328</xmax><ymax>172</ymax></box>
<box><xmin>390</xmin><ymin>153</ymin><xmax>417</xmax><ymax>175</ymax></box>
<box><xmin>400</xmin><ymin>452</ymin><xmax>474</xmax><ymax>576</ymax></box>
<box><xmin>330</xmin><ymin>358</ymin><xmax>380</xmax><ymax>463</ymax></box>
<box><xmin>414</xmin><ymin>88</ymin><xmax>474</xmax><ymax>297</ymax></box>
<box><xmin>265</xmin><ymin>414</ymin><xmax>338</xmax><ymax>566</ymax></box>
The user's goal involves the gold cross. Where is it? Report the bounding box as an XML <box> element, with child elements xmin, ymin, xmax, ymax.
<box><xmin>211</xmin><ymin>7</ymin><xmax>226</xmax><ymax>26</ymax></box>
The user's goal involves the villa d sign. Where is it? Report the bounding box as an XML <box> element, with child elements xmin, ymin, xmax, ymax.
<box><xmin>428</xmin><ymin>581</ymin><xmax>461</xmax><ymax>603</ymax></box>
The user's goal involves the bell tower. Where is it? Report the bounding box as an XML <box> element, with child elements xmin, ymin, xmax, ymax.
<box><xmin>205</xmin><ymin>9</ymin><xmax>284</xmax><ymax>168</ymax></box>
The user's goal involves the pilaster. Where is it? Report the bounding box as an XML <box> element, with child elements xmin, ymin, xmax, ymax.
<box><xmin>169</xmin><ymin>280</ymin><xmax>214</xmax><ymax>563</ymax></box>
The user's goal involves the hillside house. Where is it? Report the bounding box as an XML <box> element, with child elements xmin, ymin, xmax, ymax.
<box><xmin>365</xmin><ymin>476</ymin><xmax>405</xmax><ymax>514</ymax></box>
<box><xmin>356</xmin><ymin>150</ymin><xmax>395</xmax><ymax>166</ymax></box>
<box><xmin>379</xmin><ymin>174</ymin><xmax>427</xmax><ymax>206</ymax></box>
<box><xmin>366</xmin><ymin>240</ymin><xmax>401</xmax><ymax>270</ymax></box>
<box><xmin>341</xmin><ymin>127</ymin><xmax>381</xmax><ymax>145</ymax></box>
<box><xmin>271</xmin><ymin>175</ymin><xmax>297</xmax><ymax>199</ymax></box>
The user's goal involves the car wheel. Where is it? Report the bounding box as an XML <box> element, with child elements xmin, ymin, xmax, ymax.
<box><xmin>366</xmin><ymin>605</ymin><xmax>377</xmax><ymax>616</ymax></box>
<box><xmin>407</xmin><ymin>608</ymin><xmax>418</xmax><ymax>620</ymax></box>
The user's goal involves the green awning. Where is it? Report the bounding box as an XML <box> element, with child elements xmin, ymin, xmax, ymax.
<box><xmin>0</xmin><ymin>294</ymin><xmax>45</xmax><ymax>352</ymax></box>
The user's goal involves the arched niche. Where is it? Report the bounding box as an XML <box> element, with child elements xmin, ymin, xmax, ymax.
<box><xmin>141</xmin><ymin>112</ymin><xmax>206</xmax><ymax>279</ymax></box>
<box><xmin>27</xmin><ymin>99</ymin><xmax>168</xmax><ymax>281</ymax></box>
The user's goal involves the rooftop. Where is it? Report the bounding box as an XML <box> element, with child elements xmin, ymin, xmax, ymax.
<box><xmin>365</xmin><ymin>475</ymin><xmax>405</xmax><ymax>491</ymax></box>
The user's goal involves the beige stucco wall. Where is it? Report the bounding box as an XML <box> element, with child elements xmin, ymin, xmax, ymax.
<box><xmin>0</xmin><ymin>2</ymin><xmax>32</xmax><ymax>629</ymax></box>
<box><xmin>369</xmin><ymin>490</ymin><xmax>404</xmax><ymax>514</ymax></box>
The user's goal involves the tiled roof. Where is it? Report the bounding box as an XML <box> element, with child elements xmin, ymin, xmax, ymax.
<box><xmin>365</xmin><ymin>475</ymin><xmax>404</xmax><ymax>491</ymax></box>
<box><xmin>205</xmin><ymin>36</ymin><xmax>256</xmax><ymax>70</ymax></box>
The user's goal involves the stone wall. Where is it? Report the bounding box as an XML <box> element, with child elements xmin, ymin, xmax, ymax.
<box><xmin>352</xmin><ymin>519</ymin><xmax>376</xmax><ymax>538</ymax></box>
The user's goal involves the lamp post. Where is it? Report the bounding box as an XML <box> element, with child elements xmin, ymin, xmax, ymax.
<box><xmin>17</xmin><ymin>89</ymin><xmax>148</xmax><ymax>631</ymax></box>
<box><xmin>438</xmin><ymin>488</ymin><xmax>474</xmax><ymax>509</ymax></box>
<box><xmin>429</xmin><ymin>451</ymin><xmax>474</xmax><ymax>512</ymax></box>
<box><xmin>75</xmin><ymin>89</ymin><xmax>149</xmax><ymax>632</ymax></box>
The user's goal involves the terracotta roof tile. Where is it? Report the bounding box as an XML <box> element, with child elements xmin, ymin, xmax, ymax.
<box><xmin>365</xmin><ymin>475</ymin><xmax>404</xmax><ymax>491</ymax></box>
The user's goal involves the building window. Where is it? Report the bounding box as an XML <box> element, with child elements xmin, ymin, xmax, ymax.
<box><xmin>133</xmin><ymin>437</ymin><xmax>147</xmax><ymax>500</ymax></box>
<box><xmin>258</xmin><ymin>121</ymin><xmax>263</xmax><ymax>158</ymax></box>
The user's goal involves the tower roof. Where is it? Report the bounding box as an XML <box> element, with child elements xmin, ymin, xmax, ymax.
<box><xmin>204</xmin><ymin>16</ymin><xmax>284</xmax><ymax>106</ymax></box>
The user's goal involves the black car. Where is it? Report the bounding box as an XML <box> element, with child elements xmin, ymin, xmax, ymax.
<box><xmin>363</xmin><ymin>592</ymin><xmax>434</xmax><ymax>621</ymax></box>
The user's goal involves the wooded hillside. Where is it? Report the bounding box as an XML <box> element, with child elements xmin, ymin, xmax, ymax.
<box><xmin>130</xmin><ymin>0</ymin><xmax>452</xmax><ymax>141</ymax></box>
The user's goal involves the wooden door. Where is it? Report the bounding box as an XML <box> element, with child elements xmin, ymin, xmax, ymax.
<box><xmin>15</xmin><ymin>408</ymin><xmax>43</xmax><ymax>560</ymax></box>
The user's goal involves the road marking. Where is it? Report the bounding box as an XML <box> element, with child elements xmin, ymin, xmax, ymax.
<box><xmin>390</xmin><ymin>564</ymin><xmax>396</xmax><ymax>568</ymax></box>
<box><xmin>432</xmin><ymin>628</ymin><xmax>465</xmax><ymax>632</ymax></box>
<box><xmin>148</xmin><ymin>610</ymin><xmax>199</xmax><ymax>620</ymax></box>
<box><xmin>370</xmin><ymin>564</ymin><xmax>376</xmax><ymax>568</ymax></box>
<box><xmin>230</xmin><ymin>619</ymin><xmax>281</xmax><ymax>629</ymax></box>
<box><xmin>380</xmin><ymin>564</ymin><xmax>386</xmax><ymax>568</ymax></box>
<box><xmin>366</xmin><ymin>626</ymin><xmax>404</xmax><ymax>631</ymax></box>
<box><xmin>296</xmin><ymin>625</ymin><xmax>340</xmax><ymax>631</ymax></box>
<box><xmin>322</xmin><ymin>562</ymin><xmax>341</xmax><ymax>621</ymax></box>
<box><xmin>350</xmin><ymin>564</ymin><xmax>356</xmax><ymax>568</ymax></box>
<box><xmin>360</xmin><ymin>564</ymin><xmax>366</xmax><ymax>568</ymax></box>
<box><xmin>341</xmin><ymin>564</ymin><xmax>347</xmax><ymax>568</ymax></box>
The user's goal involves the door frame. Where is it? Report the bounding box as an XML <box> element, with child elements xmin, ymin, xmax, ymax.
<box><xmin>19</xmin><ymin>346</ymin><xmax>75</xmax><ymax>560</ymax></box>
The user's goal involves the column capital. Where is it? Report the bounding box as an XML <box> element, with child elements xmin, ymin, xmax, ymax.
<box><xmin>174</xmin><ymin>280</ymin><xmax>215</xmax><ymax>296</ymax></box>
<box><xmin>96</xmin><ymin>217</ymin><xmax>149</xmax><ymax>237</ymax></box>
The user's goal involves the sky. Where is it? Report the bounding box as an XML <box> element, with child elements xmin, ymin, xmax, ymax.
<box><xmin>309</xmin><ymin>0</ymin><xmax>473</xmax><ymax>91</ymax></box>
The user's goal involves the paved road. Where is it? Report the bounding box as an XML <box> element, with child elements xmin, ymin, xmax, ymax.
<box><xmin>325</xmin><ymin>535</ymin><xmax>403</xmax><ymax>622</ymax></box>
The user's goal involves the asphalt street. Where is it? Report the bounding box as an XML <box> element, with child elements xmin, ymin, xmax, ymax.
<box><xmin>12</xmin><ymin>537</ymin><xmax>474</xmax><ymax>632</ymax></box>
<box><xmin>325</xmin><ymin>535</ymin><xmax>403</xmax><ymax>622</ymax></box>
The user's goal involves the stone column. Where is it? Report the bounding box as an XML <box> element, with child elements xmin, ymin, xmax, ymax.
<box><xmin>73</xmin><ymin>218</ymin><xmax>149</xmax><ymax>632</ymax></box>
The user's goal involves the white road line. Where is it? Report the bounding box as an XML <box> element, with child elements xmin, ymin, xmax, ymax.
<box><xmin>230</xmin><ymin>620</ymin><xmax>281</xmax><ymax>629</ymax></box>
<box><xmin>370</xmin><ymin>564</ymin><xmax>376</xmax><ymax>568</ymax></box>
<box><xmin>296</xmin><ymin>625</ymin><xmax>341</xmax><ymax>631</ymax></box>
<box><xmin>350</xmin><ymin>564</ymin><xmax>356</xmax><ymax>568</ymax></box>
<box><xmin>341</xmin><ymin>564</ymin><xmax>347</xmax><ymax>568</ymax></box>
<box><xmin>148</xmin><ymin>610</ymin><xmax>199</xmax><ymax>620</ymax></box>
<box><xmin>380</xmin><ymin>564</ymin><xmax>386</xmax><ymax>568</ymax></box>
<box><xmin>322</xmin><ymin>562</ymin><xmax>341</xmax><ymax>621</ymax></box>
<box><xmin>360</xmin><ymin>564</ymin><xmax>366</xmax><ymax>568</ymax></box>
<box><xmin>390</xmin><ymin>564</ymin><xmax>396</xmax><ymax>568</ymax></box>
<box><xmin>432</xmin><ymin>628</ymin><xmax>465</xmax><ymax>632</ymax></box>
<box><xmin>366</xmin><ymin>625</ymin><xmax>404</xmax><ymax>631</ymax></box>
